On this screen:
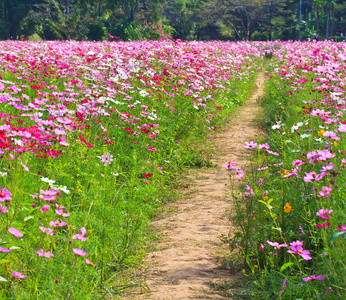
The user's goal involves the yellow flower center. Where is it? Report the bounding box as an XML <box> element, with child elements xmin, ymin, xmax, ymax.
<box><xmin>298</xmin><ymin>250</ymin><xmax>303</xmax><ymax>254</ymax></box>
<box><xmin>56</xmin><ymin>221</ymin><xmax>60</xmax><ymax>225</ymax></box>
<box><xmin>0</xmin><ymin>193</ymin><xmax>4</xmax><ymax>197</ymax></box>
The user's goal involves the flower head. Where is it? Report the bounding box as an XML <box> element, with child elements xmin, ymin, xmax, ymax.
<box><xmin>0</xmin><ymin>246</ymin><xmax>11</xmax><ymax>253</ymax></box>
<box><xmin>243</xmin><ymin>141</ymin><xmax>257</xmax><ymax>149</ymax></box>
<box><xmin>316</xmin><ymin>209</ymin><xmax>333</xmax><ymax>220</ymax></box>
<box><xmin>40</xmin><ymin>205</ymin><xmax>50</xmax><ymax>212</ymax></box>
<box><xmin>72</xmin><ymin>227</ymin><xmax>87</xmax><ymax>241</ymax></box>
<box><xmin>284</xmin><ymin>203</ymin><xmax>292</xmax><ymax>213</ymax></box>
<box><xmin>12</xmin><ymin>271</ymin><xmax>26</xmax><ymax>279</ymax></box>
<box><xmin>287</xmin><ymin>242</ymin><xmax>312</xmax><ymax>260</ymax></box>
<box><xmin>73</xmin><ymin>248</ymin><xmax>87</xmax><ymax>257</ymax></box>
<box><xmin>267</xmin><ymin>240</ymin><xmax>287</xmax><ymax>249</ymax></box>
<box><xmin>302</xmin><ymin>275</ymin><xmax>324</xmax><ymax>282</ymax></box>
<box><xmin>49</xmin><ymin>220</ymin><xmax>67</xmax><ymax>227</ymax></box>
<box><xmin>8</xmin><ymin>227</ymin><xmax>23</xmax><ymax>238</ymax></box>
<box><xmin>86</xmin><ymin>258</ymin><xmax>97</xmax><ymax>266</ymax></box>
<box><xmin>37</xmin><ymin>249</ymin><xmax>54</xmax><ymax>258</ymax></box>
<box><xmin>0</xmin><ymin>188</ymin><xmax>12</xmax><ymax>202</ymax></box>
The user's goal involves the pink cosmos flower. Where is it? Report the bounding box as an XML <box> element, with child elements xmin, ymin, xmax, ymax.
<box><xmin>323</xmin><ymin>131</ymin><xmax>340</xmax><ymax>140</ymax></box>
<box><xmin>338</xmin><ymin>124</ymin><xmax>346</xmax><ymax>132</ymax></box>
<box><xmin>49</xmin><ymin>220</ymin><xmax>67</xmax><ymax>227</ymax></box>
<box><xmin>148</xmin><ymin>147</ymin><xmax>157</xmax><ymax>151</ymax></box>
<box><xmin>266</xmin><ymin>150</ymin><xmax>279</xmax><ymax>156</ymax></box>
<box><xmin>8</xmin><ymin>227</ymin><xmax>23</xmax><ymax>238</ymax></box>
<box><xmin>316</xmin><ymin>209</ymin><xmax>333</xmax><ymax>220</ymax></box>
<box><xmin>267</xmin><ymin>240</ymin><xmax>287</xmax><ymax>249</ymax></box>
<box><xmin>259</xmin><ymin>244</ymin><xmax>264</xmax><ymax>251</ymax></box>
<box><xmin>257</xmin><ymin>167</ymin><xmax>268</xmax><ymax>171</ymax></box>
<box><xmin>320</xmin><ymin>162</ymin><xmax>334</xmax><ymax>172</ymax></box>
<box><xmin>0</xmin><ymin>246</ymin><xmax>11</xmax><ymax>253</ymax></box>
<box><xmin>21</xmin><ymin>162</ymin><xmax>29</xmax><ymax>172</ymax></box>
<box><xmin>40</xmin><ymin>189</ymin><xmax>59</xmax><ymax>196</ymax></box>
<box><xmin>39</xmin><ymin>194</ymin><xmax>56</xmax><ymax>201</ymax></box>
<box><xmin>235</xmin><ymin>168</ymin><xmax>243</xmax><ymax>179</ymax></box>
<box><xmin>222</xmin><ymin>162</ymin><xmax>237</xmax><ymax>169</ymax></box>
<box><xmin>287</xmin><ymin>242</ymin><xmax>312</xmax><ymax>260</ymax></box>
<box><xmin>257</xmin><ymin>143</ymin><xmax>270</xmax><ymax>150</ymax></box>
<box><xmin>40</xmin><ymin>205</ymin><xmax>50</xmax><ymax>212</ymax></box>
<box><xmin>302</xmin><ymin>275</ymin><xmax>324</xmax><ymax>282</ymax></box>
<box><xmin>317</xmin><ymin>186</ymin><xmax>332</xmax><ymax>198</ymax></box>
<box><xmin>0</xmin><ymin>204</ymin><xmax>8</xmax><ymax>214</ymax></box>
<box><xmin>12</xmin><ymin>271</ymin><xmax>26</xmax><ymax>279</ymax></box>
<box><xmin>292</xmin><ymin>160</ymin><xmax>304</xmax><ymax>166</ymax></box>
<box><xmin>39</xmin><ymin>226</ymin><xmax>54</xmax><ymax>236</ymax></box>
<box><xmin>55</xmin><ymin>209</ymin><xmax>70</xmax><ymax>217</ymax></box>
<box><xmin>37</xmin><ymin>249</ymin><xmax>54</xmax><ymax>258</ymax></box>
<box><xmin>73</xmin><ymin>248</ymin><xmax>87</xmax><ymax>256</ymax></box>
<box><xmin>0</xmin><ymin>188</ymin><xmax>12</xmax><ymax>202</ymax></box>
<box><xmin>303</xmin><ymin>171</ymin><xmax>325</xmax><ymax>182</ymax></box>
<box><xmin>72</xmin><ymin>227</ymin><xmax>87</xmax><ymax>241</ymax></box>
<box><xmin>86</xmin><ymin>259</ymin><xmax>97</xmax><ymax>266</ymax></box>
<box><xmin>243</xmin><ymin>141</ymin><xmax>257</xmax><ymax>149</ymax></box>
<box><xmin>338</xmin><ymin>225</ymin><xmax>346</xmax><ymax>231</ymax></box>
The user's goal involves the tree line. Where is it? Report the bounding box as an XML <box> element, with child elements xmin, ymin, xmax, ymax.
<box><xmin>0</xmin><ymin>0</ymin><xmax>345</xmax><ymax>41</ymax></box>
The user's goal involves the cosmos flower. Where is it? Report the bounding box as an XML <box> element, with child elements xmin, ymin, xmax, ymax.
<box><xmin>73</xmin><ymin>248</ymin><xmax>87</xmax><ymax>257</ymax></box>
<box><xmin>0</xmin><ymin>188</ymin><xmax>12</xmax><ymax>202</ymax></box>
<box><xmin>12</xmin><ymin>271</ymin><xmax>26</xmax><ymax>279</ymax></box>
<box><xmin>8</xmin><ymin>227</ymin><xmax>23</xmax><ymax>238</ymax></box>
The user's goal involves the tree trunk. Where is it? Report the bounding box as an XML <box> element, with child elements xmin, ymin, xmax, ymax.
<box><xmin>66</xmin><ymin>0</ymin><xmax>69</xmax><ymax>15</ymax></box>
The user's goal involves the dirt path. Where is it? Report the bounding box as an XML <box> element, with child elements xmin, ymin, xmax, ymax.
<box><xmin>133</xmin><ymin>71</ymin><xmax>265</xmax><ymax>300</ymax></box>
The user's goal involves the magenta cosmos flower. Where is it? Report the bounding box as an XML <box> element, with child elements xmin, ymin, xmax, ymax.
<box><xmin>0</xmin><ymin>188</ymin><xmax>12</xmax><ymax>202</ymax></box>
<box><xmin>338</xmin><ymin>225</ymin><xmax>346</xmax><ymax>231</ymax></box>
<box><xmin>302</xmin><ymin>275</ymin><xmax>324</xmax><ymax>282</ymax></box>
<box><xmin>316</xmin><ymin>209</ymin><xmax>333</xmax><ymax>220</ymax></box>
<box><xmin>267</xmin><ymin>240</ymin><xmax>287</xmax><ymax>249</ymax></box>
<box><xmin>40</xmin><ymin>205</ymin><xmax>50</xmax><ymax>212</ymax></box>
<box><xmin>73</xmin><ymin>248</ymin><xmax>87</xmax><ymax>256</ymax></box>
<box><xmin>12</xmin><ymin>271</ymin><xmax>26</xmax><ymax>279</ymax></box>
<box><xmin>8</xmin><ymin>227</ymin><xmax>23</xmax><ymax>238</ymax></box>
<box><xmin>287</xmin><ymin>241</ymin><xmax>312</xmax><ymax>260</ymax></box>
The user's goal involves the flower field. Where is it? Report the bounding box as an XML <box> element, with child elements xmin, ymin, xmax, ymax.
<box><xmin>230</xmin><ymin>41</ymin><xmax>346</xmax><ymax>298</ymax></box>
<box><xmin>0</xmin><ymin>40</ymin><xmax>261</xmax><ymax>298</ymax></box>
<box><xmin>1</xmin><ymin>39</ymin><xmax>346</xmax><ymax>299</ymax></box>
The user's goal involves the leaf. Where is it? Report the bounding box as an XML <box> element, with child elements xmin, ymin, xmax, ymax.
<box><xmin>9</xmin><ymin>246</ymin><xmax>21</xmax><ymax>250</ymax></box>
<box><xmin>24</xmin><ymin>216</ymin><xmax>34</xmax><ymax>222</ymax></box>
<box><xmin>0</xmin><ymin>259</ymin><xmax>10</xmax><ymax>264</ymax></box>
<box><xmin>0</xmin><ymin>276</ymin><xmax>7</xmax><ymax>282</ymax></box>
<box><xmin>280</xmin><ymin>261</ymin><xmax>294</xmax><ymax>273</ymax></box>
<box><xmin>328</xmin><ymin>231</ymin><xmax>346</xmax><ymax>243</ymax></box>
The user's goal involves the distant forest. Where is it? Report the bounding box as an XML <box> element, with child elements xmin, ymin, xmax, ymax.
<box><xmin>0</xmin><ymin>0</ymin><xmax>345</xmax><ymax>41</ymax></box>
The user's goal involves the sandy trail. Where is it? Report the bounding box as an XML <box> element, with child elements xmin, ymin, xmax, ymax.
<box><xmin>133</xmin><ymin>71</ymin><xmax>265</xmax><ymax>299</ymax></box>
